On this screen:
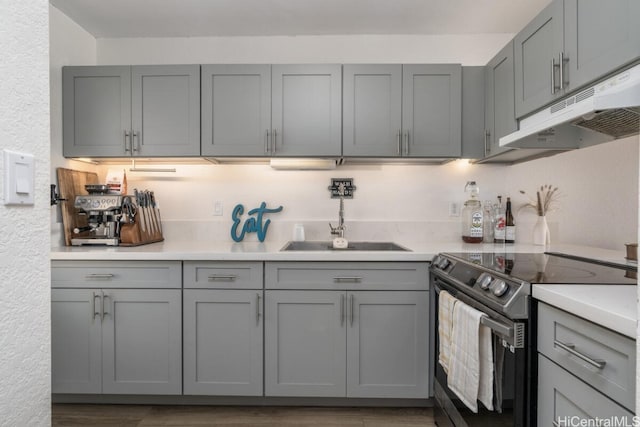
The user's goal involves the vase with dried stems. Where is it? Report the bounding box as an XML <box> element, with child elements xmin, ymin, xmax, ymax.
<box><xmin>519</xmin><ymin>185</ymin><xmax>560</xmax><ymax>246</ymax></box>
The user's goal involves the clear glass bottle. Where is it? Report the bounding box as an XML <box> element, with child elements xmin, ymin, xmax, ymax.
<box><xmin>483</xmin><ymin>200</ymin><xmax>495</xmax><ymax>243</ymax></box>
<box><xmin>461</xmin><ymin>181</ymin><xmax>483</xmax><ymax>243</ymax></box>
<box><xmin>494</xmin><ymin>196</ymin><xmax>505</xmax><ymax>244</ymax></box>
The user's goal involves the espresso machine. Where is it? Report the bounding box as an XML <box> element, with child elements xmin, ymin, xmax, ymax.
<box><xmin>71</xmin><ymin>186</ymin><xmax>127</xmax><ymax>246</ymax></box>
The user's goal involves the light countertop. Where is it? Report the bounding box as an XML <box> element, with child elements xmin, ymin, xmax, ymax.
<box><xmin>51</xmin><ymin>240</ymin><xmax>637</xmax><ymax>338</ymax></box>
<box><xmin>533</xmin><ymin>284</ymin><xmax>637</xmax><ymax>339</ymax></box>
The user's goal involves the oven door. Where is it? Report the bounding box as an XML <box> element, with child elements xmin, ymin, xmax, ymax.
<box><xmin>432</xmin><ymin>275</ymin><xmax>530</xmax><ymax>427</ymax></box>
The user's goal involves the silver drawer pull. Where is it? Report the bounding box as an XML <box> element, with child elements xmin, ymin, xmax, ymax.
<box><xmin>208</xmin><ymin>275</ymin><xmax>237</xmax><ymax>282</ymax></box>
<box><xmin>334</xmin><ymin>276</ymin><xmax>362</xmax><ymax>283</ymax></box>
<box><xmin>554</xmin><ymin>340</ymin><xmax>606</xmax><ymax>370</ymax></box>
<box><xmin>86</xmin><ymin>274</ymin><xmax>114</xmax><ymax>280</ymax></box>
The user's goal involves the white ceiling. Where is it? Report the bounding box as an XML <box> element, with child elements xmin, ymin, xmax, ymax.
<box><xmin>50</xmin><ymin>0</ymin><xmax>552</xmax><ymax>38</ymax></box>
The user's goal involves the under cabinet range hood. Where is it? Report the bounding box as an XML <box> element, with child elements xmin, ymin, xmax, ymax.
<box><xmin>500</xmin><ymin>64</ymin><xmax>640</xmax><ymax>149</ymax></box>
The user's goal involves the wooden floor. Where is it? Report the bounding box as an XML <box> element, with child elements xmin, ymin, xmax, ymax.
<box><xmin>52</xmin><ymin>404</ymin><xmax>436</xmax><ymax>427</ymax></box>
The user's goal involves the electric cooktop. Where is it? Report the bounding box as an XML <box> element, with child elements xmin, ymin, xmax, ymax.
<box><xmin>443</xmin><ymin>251</ymin><xmax>637</xmax><ymax>285</ymax></box>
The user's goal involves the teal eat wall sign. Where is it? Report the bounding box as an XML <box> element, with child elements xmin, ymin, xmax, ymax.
<box><xmin>231</xmin><ymin>202</ymin><xmax>283</xmax><ymax>242</ymax></box>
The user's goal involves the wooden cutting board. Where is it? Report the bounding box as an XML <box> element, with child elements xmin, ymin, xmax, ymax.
<box><xmin>56</xmin><ymin>168</ymin><xmax>100</xmax><ymax>246</ymax></box>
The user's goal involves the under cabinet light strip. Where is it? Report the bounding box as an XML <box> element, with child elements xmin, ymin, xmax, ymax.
<box><xmin>129</xmin><ymin>159</ymin><xmax>176</xmax><ymax>173</ymax></box>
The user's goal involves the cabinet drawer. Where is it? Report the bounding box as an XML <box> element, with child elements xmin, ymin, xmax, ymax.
<box><xmin>538</xmin><ymin>302</ymin><xmax>635</xmax><ymax>411</ymax></box>
<box><xmin>265</xmin><ymin>262</ymin><xmax>428</xmax><ymax>290</ymax></box>
<box><xmin>538</xmin><ymin>354</ymin><xmax>634</xmax><ymax>424</ymax></box>
<box><xmin>51</xmin><ymin>261</ymin><xmax>181</xmax><ymax>289</ymax></box>
<box><xmin>183</xmin><ymin>261</ymin><xmax>263</xmax><ymax>289</ymax></box>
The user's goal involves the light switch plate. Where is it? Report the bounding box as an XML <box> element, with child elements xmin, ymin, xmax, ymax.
<box><xmin>3</xmin><ymin>149</ymin><xmax>35</xmax><ymax>206</ymax></box>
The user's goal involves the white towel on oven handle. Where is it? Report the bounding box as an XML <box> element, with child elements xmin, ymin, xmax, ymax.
<box><xmin>447</xmin><ymin>300</ymin><xmax>494</xmax><ymax>413</ymax></box>
<box><xmin>437</xmin><ymin>290</ymin><xmax>457</xmax><ymax>374</ymax></box>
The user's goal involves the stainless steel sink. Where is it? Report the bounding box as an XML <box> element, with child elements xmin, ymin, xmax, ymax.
<box><xmin>280</xmin><ymin>241</ymin><xmax>410</xmax><ymax>252</ymax></box>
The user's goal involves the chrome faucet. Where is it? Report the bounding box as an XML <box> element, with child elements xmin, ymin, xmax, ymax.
<box><xmin>329</xmin><ymin>183</ymin><xmax>346</xmax><ymax>238</ymax></box>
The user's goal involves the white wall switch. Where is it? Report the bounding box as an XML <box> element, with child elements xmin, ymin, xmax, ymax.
<box><xmin>214</xmin><ymin>201</ymin><xmax>223</xmax><ymax>216</ymax></box>
<box><xmin>449</xmin><ymin>202</ymin><xmax>460</xmax><ymax>217</ymax></box>
<box><xmin>3</xmin><ymin>149</ymin><xmax>35</xmax><ymax>206</ymax></box>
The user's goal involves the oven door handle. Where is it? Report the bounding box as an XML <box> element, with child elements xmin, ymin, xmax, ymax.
<box><xmin>434</xmin><ymin>282</ymin><xmax>516</xmax><ymax>340</ymax></box>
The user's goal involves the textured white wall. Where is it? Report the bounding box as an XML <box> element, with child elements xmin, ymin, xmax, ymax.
<box><xmin>49</xmin><ymin>4</ymin><xmax>98</xmax><ymax>246</ymax></box>
<box><xmin>0</xmin><ymin>0</ymin><xmax>51</xmax><ymax>425</ymax></box>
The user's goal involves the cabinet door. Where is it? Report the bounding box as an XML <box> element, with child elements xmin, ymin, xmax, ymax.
<box><xmin>342</xmin><ymin>65</ymin><xmax>402</xmax><ymax>157</ymax></box>
<box><xmin>201</xmin><ymin>65</ymin><xmax>271</xmax><ymax>157</ymax></box>
<box><xmin>265</xmin><ymin>290</ymin><xmax>346</xmax><ymax>397</ymax></box>
<box><xmin>402</xmin><ymin>64</ymin><xmax>461</xmax><ymax>157</ymax></box>
<box><xmin>272</xmin><ymin>65</ymin><xmax>342</xmax><ymax>157</ymax></box>
<box><xmin>347</xmin><ymin>291</ymin><xmax>429</xmax><ymax>398</ymax></box>
<box><xmin>131</xmin><ymin>65</ymin><xmax>200</xmax><ymax>156</ymax></box>
<box><xmin>101</xmin><ymin>289</ymin><xmax>182</xmax><ymax>394</ymax></box>
<box><xmin>183</xmin><ymin>290</ymin><xmax>263</xmax><ymax>396</ymax></box>
<box><xmin>62</xmin><ymin>66</ymin><xmax>131</xmax><ymax>157</ymax></box>
<box><xmin>538</xmin><ymin>355</ymin><xmax>634</xmax><ymax>424</ymax></box>
<box><xmin>485</xmin><ymin>41</ymin><xmax>517</xmax><ymax>157</ymax></box>
<box><xmin>51</xmin><ymin>289</ymin><xmax>102</xmax><ymax>394</ymax></box>
<box><xmin>564</xmin><ymin>0</ymin><xmax>640</xmax><ymax>91</ymax></box>
<box><xmin>514</xmin><ymin>0</ymin><xmax>564</xmax><ymax>118</ymax></box>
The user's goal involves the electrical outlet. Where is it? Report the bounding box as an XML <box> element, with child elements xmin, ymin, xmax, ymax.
<box><xmin>449</xmin><ymin>202</ymin><xmax>460</xmax><ymax>217</ymax></box>
<box><xmin>214</xmin><ymin>201</ymin><xmax>223</xmax><ymax>216</ymax></box>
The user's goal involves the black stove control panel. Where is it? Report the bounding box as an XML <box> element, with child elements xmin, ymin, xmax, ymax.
<box><xmin>431</xmin><ymin>253</ymin><xmax>530</xmax><ymax>319</ymax></box>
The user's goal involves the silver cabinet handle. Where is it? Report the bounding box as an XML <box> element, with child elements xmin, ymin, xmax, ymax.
<box><xmin>397</xmin><ymin>130</ymin><xmax>402</xmax><ymax>155</ymax></box>
<box><xmin>256</xmin><ymin>293</ymin><xmax>261</xmax><ymax>325</ymax></box>
<box><xmin>207</xmin><ymin>275</ymin><xmax>237</xmax><ymax>282</ymax></box>
<box><xmin>404</xmin><ymin>132</ymin><xmax>410</xmax><ymax>156</ymax></box>
<box><xmin>560</xmin><ymin>52</ymin><xmax>568</xmax><ymax>90</ymax></box>
<box><xmin>484</xmin><ymin>130</ymin><xmax>491</xmax><ymax>154</ymax></box>
<box><xmin>551</xmin><ymin>57</ymin><xmax>557</xmax><ymax>94</ymax></box>
<box><xmin>86</xmin><ymin>274</ymin><xmax>114</xmax><ymax>280</ymax></box>
<box><xmin>265</xmin><ymin>129</ymin><xmax>270</xmax><ymax>154</ymax></box>
<box><xmin>92</xmin><ymin>292</ymin><xmax>101</xmax><ymax>321</ymax></box>
<box><xmin>272</xmin><ymin>129</ymin><xmax>277</xmax><ymax>154</ymax></box>
<box><xmin>124</xmin><ymin>130</ymin><xmax>131</xmax><ymax>152</ymax></box>
<box><xmin>340</xmin><ymin>294</ymin><xmax>345</xmax><ymax>326</ymax></box>
<box><xmin>102</xmin><ymin>292</ymin><xmax>110</xmax><ymax>319</ymax></box>
<box><xmin>132</xmin><ymin>131</ymin><xmax>140</xmax><ymax>152</ymax></box>
<box><xmin>554</xmin><ymin>340</ymin><xmax>606</xmax><ymax>370</ymax></box>
<box><xmin>350</xmin><ymin>294</ymin><xmax>355</xmax><ymax>326</ymax></box>
<box><xmin>334</xmin><ymin>277</ymin><xmax>362</xmax><ymax>283</ymax></box>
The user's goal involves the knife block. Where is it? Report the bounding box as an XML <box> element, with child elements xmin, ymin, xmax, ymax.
<box><xmin>119</xmin><ymin>205</ymin><xmax>164</xmax><ymax>246</ymax></box>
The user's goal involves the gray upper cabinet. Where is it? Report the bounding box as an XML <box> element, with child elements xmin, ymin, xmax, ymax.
<box><xmin>514</xmin><ymin>0</ymin><xmax>640</xmax><ymax>118</ymax></box>
<box><xmin>201</xmin><ymin>65</ymin><xmax>271</xmax><ymax>157</ymax></box>
<box><xmin>63</xmin><ymin>65</ymin><xmax>200</xmax><ymax>157</ymax></box>
<box><xmin>513</xmin><ymin>0</ymin><xmax>564</xmax><ymax>118</ymax></box>
<box><xmin>342</xmin><ymin>65</ymin><xmax>403</xmax><ymax>157</ymax></box>
<box><xmin>564</xmin><ymin>0</ymin><xmax>640</xmax><ymax>91</ymax></box>
<box><xmin>63</xmin><ymin>66</ymin><xmax>131</xmax><ymax>157</ymax></box>
<box><xmin>131</xmin><ymin>65</ymin><xmax>200</xmax><ymax>156</ymax></box>
<box><xmin>402</xmin><ymin>64</ymin><xmax>462</xmax><ymax>157</ymax></box>
<box><xmin>484</xmin><ymin>41</ymin><xmax>517</xmax><ymax>157</ymax></box>
<box><xmin>271</xmin><ymin>64</ymin><xmax>342</xmax><ymax>157</ymax></box>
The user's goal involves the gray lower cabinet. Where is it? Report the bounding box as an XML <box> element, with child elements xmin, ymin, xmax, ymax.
<box><xmin>265</xmin><ymin>290</ymin><xmax>346</xmax><ymax>397</ymax></box>
<box><xmin>201</xmin><ymin>65</ymin><xmax>272</xmax><ymax>157</ymax></box>
<box><xmin>514</xmin><ymin>0</ymin><xmax>640</xmax><ymax>118</ymax></box>
<box><xmin>537</xmin><ymin>302</ymin><xmax>636</xmax><ymax>422</ymax></box>
<box><xmin>183</xmin><ymin>289</ymin><xmax>263</xmax><ymax>395</ymax></box>
<box><xmin>271</xmin><ymin>64</ymin><xmax>342</xmax><ymax>157</ymax></box>
<box><xmin>51</xmin><ymin>261</ymin><xmax>182</xmax><ymax>395</ymax></box>
<box><xmin>51</xmin><ymin>288</ymin><xmax>182</xmax><ymax>395</ymax></box>
<box><xmin>63</xmin><ymin>65</ymin><xmax>200</xmax><ymax>157</ymax></box>
<box><xmin>264</xmin><ymin>262</ymin><xmax>430</xmax><ymax>399</ymax></box>
<box><xmin>538</xmin><ymin>355</ymin><xmax>634</xmax><ymax>424</ymax></box>
<box><xmin>484</xmin><ymin>41</ymin><xmax>517</xmax><ymax>158</ymax></box>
